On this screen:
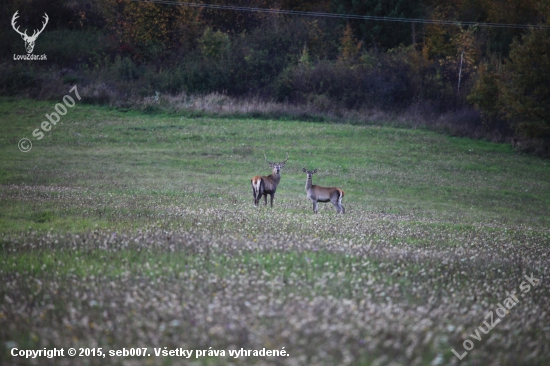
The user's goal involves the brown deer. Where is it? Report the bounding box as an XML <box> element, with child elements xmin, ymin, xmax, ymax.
<box><xmin>303</xmin><ymin>168</ymin><xmax>345</xmax><ymax>214</ymax></box>
<box><xmin>11</xmin><ymin>11</ymin><xmax>49</xmax><ymax>54</ymax></box>
<box><xmin>251</xmin><ymin>153</ymin><xmax>288</xmax><ymax>207</ymax></box>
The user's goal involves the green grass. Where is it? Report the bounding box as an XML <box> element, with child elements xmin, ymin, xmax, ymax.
<box><xmin>0</xmin><ymin>98</ymin><xmax>549</xmax><ymax>366</ymax></box>
<box><xmin>1</xmin><ymin>97</ymin><xmax>549</xmax><ymax>232</ymax></box>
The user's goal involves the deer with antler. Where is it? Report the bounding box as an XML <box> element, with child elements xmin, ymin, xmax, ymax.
<box><xmin>12</xmin><ymin>11</ymin><xmax>49</xmax><ymax>54</ymax></box>
<box><xmin>302</xmin><ymin>168</ymin><xmax>345</xmax><ymax>214</ymax></box>
<box><xmin>251</xmin><ymin>153</ymin><xmax>288</xmax><ymax>207</ymax></box>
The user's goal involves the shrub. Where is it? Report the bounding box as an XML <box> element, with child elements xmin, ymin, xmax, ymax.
<box><xmin>276</xmin><ymin>54</ymin><xmax>415</xmax><ymax>110</ymax></box>
<box><xmin>0</xmin><ymin>65</ymin><xmax>38</xmax><ymax>95</ymax></box>
<box><xmin>199</xmin><ymin>28</ymin><xmax>230</xmax><ymax>61</ymax></box>
<box><xmin>36</xmin><ymin>29</ymin><xmax>116</xmax><ymax>67</ymax></box>
<box><xmin>113</xmin><ymin>56</ymin><xmax>143</xmax><ymax>82</ymax></box>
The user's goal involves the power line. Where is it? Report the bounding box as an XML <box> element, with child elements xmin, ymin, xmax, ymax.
<box><xmin>130</xmin><ymin>0</ymin><xmax>550</xmax><ymax>30</ymax></box>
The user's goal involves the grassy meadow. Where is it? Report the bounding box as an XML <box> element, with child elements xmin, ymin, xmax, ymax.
<box><xmin>0</xmin><ymin>97</ymin><xmax>549</xmax><ymax>365</ymax></box>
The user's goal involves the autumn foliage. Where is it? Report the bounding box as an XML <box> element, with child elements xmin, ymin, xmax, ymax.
<box><xmin>1</xmin><ymin>0</ymin><xmax>549</xmax><ymax>151</ymax></box>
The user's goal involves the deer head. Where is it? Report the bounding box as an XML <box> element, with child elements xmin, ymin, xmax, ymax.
<box><xmin>12</xmin><ymin>11</ymin><xmax>49</xmax><ymax>54</ymax></box>
<box><xmin>264</xmin><ymin>153</ymin><xmax>289</xmax><ymax>174</ymax></box>
<box><xmin>302</xmin><ymin>168</ymin><xmax>318</xmax><ymax>178</ymax></box>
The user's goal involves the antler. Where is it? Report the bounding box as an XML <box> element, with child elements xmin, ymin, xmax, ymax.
<box><xmin>264</xmin><ymin>154</ymin><xmax>275</xmax><ymax>165</ymax></box>
<box><xmin>279</xmin><ymin>153</ymin><xmax>289</xmax><ymax>166</ymax></box>
<box><xmin>30</xmin><ymin>13</ymin><xmax>48</xmax><ymax>39</ymax></box>
<box><xmin>11</xmin><ymin>11</ymin><xmax>27</xmax><ymax>37</ymax></box>
<box><xmin>11</xmin><ymin>11</ymin><xmax>48</xmax><ymax>40</ymax></box>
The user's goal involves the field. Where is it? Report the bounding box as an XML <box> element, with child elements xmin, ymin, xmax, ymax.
<box><xmin>0</xmin><ymin>98</ymin><xmax>549</xmax><ymax>366</ymax></box>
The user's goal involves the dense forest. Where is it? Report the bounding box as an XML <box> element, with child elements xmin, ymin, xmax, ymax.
<box><xmin>1</xmin><ymin>0</ymin><xmax>549</xmax><ymax>153</ymax></box>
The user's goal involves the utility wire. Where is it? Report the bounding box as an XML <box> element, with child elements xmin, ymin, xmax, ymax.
<box><xmin>130</xmin><ymin>0</ymin><xmax>550</xmax><ymax>30</ymax></box>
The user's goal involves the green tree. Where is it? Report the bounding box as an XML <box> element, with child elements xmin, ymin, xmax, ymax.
<box><xmin>198</xmin><ymin>28</ymin><xmax>230</xmax><ymax>61</ymax></box>
<box><xmin>467</xmin><ymin>59</ymin><xmax>503</xmax><ymax>128</ymax></box>
<box><xmin>479</xmin><ymin>0</ymin><xmax>540</xmax><ymax>56</ymax></box>
<box><xmin>499</xmin><ymin>28</ymin><xmax>550</xmax><ymax>139</ymax></box>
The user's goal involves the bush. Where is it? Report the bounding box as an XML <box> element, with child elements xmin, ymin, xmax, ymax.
<box><xmin>113</xmin><ymin>56</ymin><xmax>143</xmax><ymax>82</ymax></box>
<box><xmin>0</xmin><ymin>65</ymin><xmax>38</xmax><ymax>95</ymax></box>
<box><xmin>199</xmin><ymin>28</ymin><xmax>230</xmax><ymax>61</ymax></box>
<box><xmin>276</xmin><ymin>55</ymin><xmax>415</xmax><ymax>110</ymax></box>
<box><xmin>225</xmin><ymin>19</ymin><xmax>309</xmax><ymax>95</ymax></box>
<box><xmin>36</xmin><ymin>29</ymin><xmax>116</xmax><ymax>67</ymax></box>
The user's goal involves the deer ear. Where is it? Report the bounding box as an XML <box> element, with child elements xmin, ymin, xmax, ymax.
<box><xmin>302</xmin><ymin>168</ymin><xmax>307</xmax><ymax>172</ymax></box>
<box><xmin>313</xmin><ymin>169</ymin><xmax>317</xmax><ymax>173</ymax></box>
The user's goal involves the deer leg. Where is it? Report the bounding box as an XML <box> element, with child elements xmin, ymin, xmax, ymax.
<box><xmin>270</xmin><ymin>193</ymin><xmax>274</xmax><ymax>207</ymax></box>
<box><xmin>313</xmin><ymin>201</ymin><xmax>318</xmax><ymax>214</ymax></box>
<box><xmin>264</xmin><ymin>193</ymin><xmax>268</xmax><ymax>205</ymax></box>
<box><xmin>338</xmin><ymin>192</ymin><xmax>345</xmax><ymax>214</ymax></box>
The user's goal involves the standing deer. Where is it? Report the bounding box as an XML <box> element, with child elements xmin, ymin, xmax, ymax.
<box><xmin>302</xmin><ymin>168</ymin><xmax>345</xmax><ymax>214</ymax></box>
<box><xmin>11</xmin><ymin>11</ymin><xmax>49</xmax><ymax>54</ymax></box>
<box><xmin>251</xmin><ymin>153</ymin><xmax>288</xmax><ymax>207</ymax></box>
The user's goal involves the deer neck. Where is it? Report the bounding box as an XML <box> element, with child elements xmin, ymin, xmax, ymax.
<box><xmin>270</xmin><ymin>171</ymin><xmax>281</xmax><ymax>183</ymax></box>
<box><xmin>305</xmin><ymin>176</ymin><xmax>313</xmax><ymax>191</ymax></box>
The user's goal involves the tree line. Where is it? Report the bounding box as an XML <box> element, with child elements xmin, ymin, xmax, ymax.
<box><xmin>1</xmin><ymin>0</ymin><xmax>549</xmax><ymax>152</ymax></box>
